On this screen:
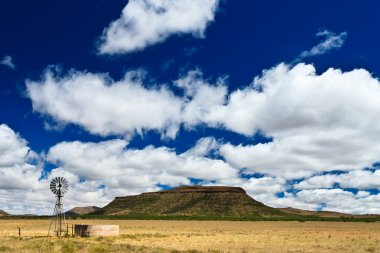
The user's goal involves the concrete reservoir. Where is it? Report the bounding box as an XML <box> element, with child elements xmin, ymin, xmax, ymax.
<box><xmin>74</xmin><ymin>224</ymin><xmax>119</xmax><ymax>237</ymax></box>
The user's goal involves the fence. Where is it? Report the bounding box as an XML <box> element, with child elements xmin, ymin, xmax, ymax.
<box><xmin>0</xmin><ymin>224</ymin><xmax>76</xmax><ymax>238</ymax></box>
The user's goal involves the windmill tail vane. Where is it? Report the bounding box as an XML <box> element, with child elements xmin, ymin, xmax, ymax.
<box><xmin>48</xmin><ymin>177</ymin><xmax>69</xmax><ymax>237</ymax></box>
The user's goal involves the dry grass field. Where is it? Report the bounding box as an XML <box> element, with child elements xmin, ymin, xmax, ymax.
<box><xmin>0</xmin><ymin>219</ymin><xmax>379</xmax><ymax>252</ymax></box>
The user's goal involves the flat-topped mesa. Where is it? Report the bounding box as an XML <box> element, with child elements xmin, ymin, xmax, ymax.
<box><xmin>101</xmin><ymin>185</ymin><xmax>285</xmax><ymax>217</ymax></box>
<box><xmin>147</xmin><ymin>186</ymin><xmax>246</xmax><ymax>194</ymax></box>
<box><xmin>114</xmin><ymin>186</ymin><xmax>245</xmax><ymax>200</ymax></box>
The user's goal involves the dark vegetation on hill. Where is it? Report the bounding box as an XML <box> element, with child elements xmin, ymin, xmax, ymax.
<box><xmin>0</xmin><ymin>209</ymin><xmax>8</xmax><ymax>216</ymax></box>
<box><xmin>96</xmin><ymin>186</ymin><xmax>285</xmax><ymax>218</ymax></box>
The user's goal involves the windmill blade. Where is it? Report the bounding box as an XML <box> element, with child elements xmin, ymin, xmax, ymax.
<box><xmin>50</xmin><ymin>180</ymin><xmax>58</xmax><ymax>194</ymax></box>
<box><xmin>61</xmin><ymin>180</ymin><xmax>69</xmax><ymax>194</ymax></box>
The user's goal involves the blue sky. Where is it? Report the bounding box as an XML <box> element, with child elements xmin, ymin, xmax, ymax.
<box><xmin>1</xmin><ymin>0</ymin><xmax>380</xmax><ymax>214</ymax></box>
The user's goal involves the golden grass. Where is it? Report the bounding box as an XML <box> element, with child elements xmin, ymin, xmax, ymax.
<box><xmin>0</xmin><ymin>219</ymin><xmax>379</xmax><ymax>252</ymax></box>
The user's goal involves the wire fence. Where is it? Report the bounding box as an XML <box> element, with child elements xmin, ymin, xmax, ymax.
<box><xmin>0</xmin><ymin>224</ymin><xmax>75</xmax><ymax>238</ymax></box>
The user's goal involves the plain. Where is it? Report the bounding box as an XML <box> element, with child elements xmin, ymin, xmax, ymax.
<box><xmin>0</xmin><ymin>219</ymin><xmax>379</xmax><ymax>252</ymax></box>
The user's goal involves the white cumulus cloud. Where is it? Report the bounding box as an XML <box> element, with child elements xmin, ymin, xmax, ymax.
<box><xmin>288</xmin><ymin>189</ymin><xmax>380</xmax><ymax>214</ymax></box>
<box><xmin>215</xmin><ymin>63</ymin><xmax>380</xmax><ymax>179</ymax></box>
<box><xmin>0</xmin><ymin>55</ymin><xmax>15</xmax><ymax>69</ymax></box>
<box><xmin>0</xmin><ymin>169</ymin><xmax>118</xmax><ymax>215</ymax></box>
<box><xmin>47</xmin><ymin>137</ymin><xmax>238</xmax><ymax>192</ymax></box>
<box><xmin>175</xmin><ymin>69</ymin><xmax>228</xmax><ymax>128</ymax></box>
<box><xmin>0</xmin><ymin>124</ymin><xmax>40</xmax><ymax>190</ymax></box>
<box><xmin>26</xmin><ymin>69</ymin><xmax>182</xmax><ymax>138</ymax></box>
<box><xmin>98</xmin><ymin>0</ymin><xmax>220</xmax><ymax>54</ymax></box>
<box><xmin>26</xmin><ymin>63</ymin><xmax>380</xmax><ymax>181</ymax></box>
<box><xmin>0</xmin><ymin>124</ymin><xmax>129</xmax><ymax>214</ymax></box>
<box><xmin>26</xmin><ymin>68</ymin><xmax>229</xmax><ymax>138</ymax></box>
<box><xmin>1</xmin><ymin>123</ymin><xmax>380</xmax><ymax>215</ymax></box>
<box><xmin>298</xmin><ymin>30</ymin><xmax>347</xmax><ymax>59</ymax></box>
<box><xmin>295</xmin><ymin>170</ymin><xmax>380</xmax><ymax>190</ymax></box>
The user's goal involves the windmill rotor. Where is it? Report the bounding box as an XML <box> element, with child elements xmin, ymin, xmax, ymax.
<box><xmin>50</xmin><ymin>177</ymin><xmax>69</xmax><ymax>196</ymax></box>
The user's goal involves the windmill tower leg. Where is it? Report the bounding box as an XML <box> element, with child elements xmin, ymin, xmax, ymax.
<box><xmin>48</xmin><ymin>194</ymin><xmax>66</xmax><ymax>236</ymax></box>
<box><xmin>58</xmin><ymin>194</ymin><xmax>61</xmax><ymax>236</ymax></box>
<box><xmin>48</xmin><ymin>195</ymin><xmax>60</xmax><ymax>236</ymax></box>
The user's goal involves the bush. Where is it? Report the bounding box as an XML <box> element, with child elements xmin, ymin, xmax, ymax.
<box><xmin>0</xmin><ymin>246</ymin><xmax>11</xmax><ymax>252</ymax></box>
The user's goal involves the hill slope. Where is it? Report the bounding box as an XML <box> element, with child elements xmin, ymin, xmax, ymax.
<box><xmin>0</xmin><ymin>209</ymin><xmax>9</xmax><ymax>216</ymax></box>
<box><xmin>66</xmin><ymin>206</ymin><xmax>101</xmax><ymax>216</ymax></box>
<box><xmin>98</xmin><ymin>186</ymin><xmax>286</xmax><ymax>218</ymax></box>
<box><xmin>278</xmin><ymin>207</ymin><xmax>380</xmax><ymax>219</ymax></box>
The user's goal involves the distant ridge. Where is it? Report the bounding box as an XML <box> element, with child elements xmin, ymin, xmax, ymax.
<box><xmin>278</xmin><ymin>207</ymin><xmax>380</xmax><ymax>219</ymax></box>
<box><xmin>66</xmin><ymin>206</ymin><xmax>101</xmax><ymax>216</ymax></box>
<box><xmin>97</xmin><ymin>185</ymin><xmax>286</xmax><ymax>218</ymax></box>
<box><xmin>0</xmin><ymin>209</ymin><xmax>9</xmax><ymax>216</ymax></box>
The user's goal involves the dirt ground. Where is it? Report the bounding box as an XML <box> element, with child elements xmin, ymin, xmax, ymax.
<box><xmin>0</xmin><ymin>219</ymin><xmax>379</xmax><ymax>252</ymax></box>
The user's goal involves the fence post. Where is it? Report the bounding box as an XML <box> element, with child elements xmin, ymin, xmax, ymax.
<box><xmin>18</xmin><ymin>227</ymin><xmax>21</xmax><ymax>240</ymax></box>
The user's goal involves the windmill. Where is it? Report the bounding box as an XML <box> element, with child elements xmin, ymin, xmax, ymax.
<box><xmin>48</xmin><ymin>177</ymin><xmax>69</xmax><ymax>236</ymax></box>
